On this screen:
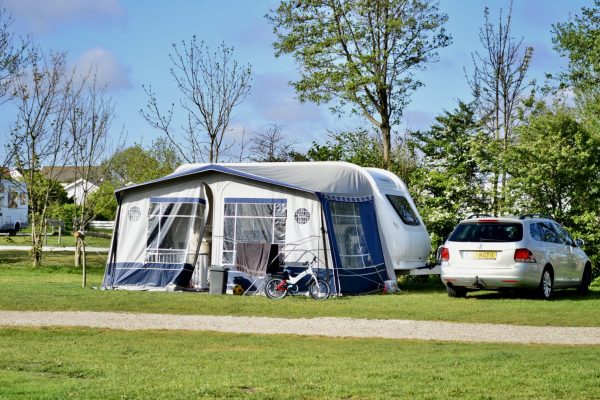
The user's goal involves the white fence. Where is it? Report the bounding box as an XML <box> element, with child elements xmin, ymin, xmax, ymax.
<box><xmin>88</xmin><ymin>220</ymin><xmax>115</xmax><ymax>230</ymax></box>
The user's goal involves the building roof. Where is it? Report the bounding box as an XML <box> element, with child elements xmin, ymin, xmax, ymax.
<box><xmin>41</xmin><ymin>166</ymin><xmax>103</xmax><ymax>184</ymax></box>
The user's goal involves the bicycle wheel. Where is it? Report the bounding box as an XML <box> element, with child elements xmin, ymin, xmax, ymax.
<box><xmin>309</xmin><ymin>279</ymin><xmax>330</xmax><ymax>300</ymax></box>
<box><xmin>264</xmin><ymin>278</ymin><xmax>287</xmax><ymax>299</ymax></box>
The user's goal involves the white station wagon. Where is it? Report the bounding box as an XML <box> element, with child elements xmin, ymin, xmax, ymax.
<box><xmin>440</xmin><ymin>215</ymin><xmax>592</xmax><ymax>299</ymax></box>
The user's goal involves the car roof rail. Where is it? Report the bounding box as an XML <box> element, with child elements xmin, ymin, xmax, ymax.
<box><xmin>519</xmin><ymin>213</ymin><xmax>554</xmax><ymax>220</ymax></box>
<box><xmin>465</xmin><ymin>214</ymin><xmax>495</xmax><ymax>220</ymax></box>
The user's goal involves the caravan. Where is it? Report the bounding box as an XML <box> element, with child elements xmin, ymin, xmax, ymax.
<box><xmin>0</xmin><ymin>177</ymin><xmax>28</xmax><ymax>235</ymax></box>
<box><xmin>102</xmin><ymin>162</ymin><xmax>432</xmax><ymax>295</ymax></box>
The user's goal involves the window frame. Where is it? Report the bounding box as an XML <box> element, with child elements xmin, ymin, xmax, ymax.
<box><xmin>221</xmin><ymin>198</ymin><xmax>287</xmax><ymax>268</ymax></box>
<box><xmin>145</xmin><ymin>198</ymin><xmax>205</xmax><ymax>265</ymax></box>
<box><xmin>386</xmin><ymin>195</ymin><xmax>420</xmax><ymax>226</ymax></box>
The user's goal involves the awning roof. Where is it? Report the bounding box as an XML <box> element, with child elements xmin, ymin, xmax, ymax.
<box><xmin>115</xmin><ymin>163</ymin><xmax>314</xmax><ymax>195</ymax></box>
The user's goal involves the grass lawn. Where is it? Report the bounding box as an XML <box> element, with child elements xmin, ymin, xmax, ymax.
<box><xmin>0</xmin><ymin>327</ymin><xmax>599</xmax><ymax>400</ymax></box>
<box><xmin>0</xmin><ymin>233</ymin><xmax>111</xmax><ymax>248</ymax></box>
<box><xmin>1</xmin><ymin>251</ymin><xmax>599</xmax><ymax>327</ymax></box>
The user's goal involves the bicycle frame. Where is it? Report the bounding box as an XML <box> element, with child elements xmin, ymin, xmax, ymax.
<box><xmin>276</xmin><ymin>259</ymin><xmax>320</xmax><ymax>291</ymax></box>
<box><xmin>265</xmin><ymin>257</ymin><xmax>331</xmax><ymax>300</ymax></box>
<box><xmin>286</xmin><ymin>263</ymin><xmax>318</xmax><ymax>285</ymax></box>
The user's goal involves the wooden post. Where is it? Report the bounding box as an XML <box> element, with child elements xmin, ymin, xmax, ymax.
<box><xmin>82</xmin><ymin>239</ymin><xmax>87</xmax><ymax>288</ymax></box>
<box><xmin>74</xmin><ymin>231</ymin><xmax>87</xmax><ymax>288</ymax></box>
<box><xmin>58</xmin><ymin>225</ymin><xmax>62</xmax><ymax>245</ymax></box>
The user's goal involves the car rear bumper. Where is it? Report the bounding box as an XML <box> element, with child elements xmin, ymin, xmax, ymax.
<box><xmin>440</xmin><ymin>263</ymin><xmax>542</xmax><ymax>289</ymax></box>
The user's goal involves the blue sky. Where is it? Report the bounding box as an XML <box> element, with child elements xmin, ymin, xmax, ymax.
<box><xmin>1</xmin><ymin>0</ymin><xmax>593</xmax><ymax>160</ymax></box>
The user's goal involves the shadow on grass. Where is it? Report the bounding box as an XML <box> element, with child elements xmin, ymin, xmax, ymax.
<box><xmin>0</xmin><ymin>251</ymin><xmax>106</xmax><ymax>273</ymax></box>
<box><xmin>466</xmin><ymin>287</ymin><xmax>600</xmax><ymax>301</ymax></box>
<box><xmin>397</xmin><ymin>275</ymin><xmax>446</xmax><ymax>293</ymax></box>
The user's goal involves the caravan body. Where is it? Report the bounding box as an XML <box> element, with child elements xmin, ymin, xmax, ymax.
<box><xmin>0</xmin><ymin>178</ymin><xmax>28</xmax><ymax>234</ymax></box>
<box><xmin>103</xmin><ymin>162</ymin><xmax>431</xmax><ymax>295</ymax></box>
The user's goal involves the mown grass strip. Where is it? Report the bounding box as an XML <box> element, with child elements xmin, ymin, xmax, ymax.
<box><xmin>1</xmin><ymin>252</ymin><xmax>599</xmax><ymax>327</ymax></box>
<box><xmin>0</xmin><ymin>233</ymin><xmax>111</xmax><ymax>248</ymax></box>
<box><xmin>0</xmin><ymin>327</ymin><xmax>598</xmax><ymax>399</ymax></box>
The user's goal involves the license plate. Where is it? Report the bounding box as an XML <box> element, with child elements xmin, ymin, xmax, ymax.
<box><xmin>467</xmin><ymin>251</ymin><xmax>497</xmax><ymax>260</ymax></box>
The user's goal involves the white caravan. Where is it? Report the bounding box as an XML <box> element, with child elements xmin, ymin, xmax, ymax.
<box><xmin>0</xmin><ymin>178</ymin><xmax>28</xmax><ymax>235</ymax></box>
<box><xmin>103</xmin><ymin>162</ymin><xmax>432</xmax><ymax>294</ymax></box>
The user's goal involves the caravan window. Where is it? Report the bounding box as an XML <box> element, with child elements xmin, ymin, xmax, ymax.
<box><xmin>146</xmin><ymin>199</ymin><xmax>205</xmax><ymax>265</ymax></box>
<box><xmin>8</xmin><ymin>190</ymin><xmax>19</xmax><ymax>208</ymax></box>
<box><xmin>386</xmin><ymin>195</ymin><xmax>420</xmax><ymax>226</ymax></box>
<box><xmin>222</xmin><ymin>199</ymin><xmax>287</xmax><ymax>268</ymax></box>
<box><xmin>329</xmin><ymin>202</ymin><xmax>371</xmax><ymax>269</ymax></box>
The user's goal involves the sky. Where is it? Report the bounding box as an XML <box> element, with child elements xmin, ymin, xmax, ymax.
<box><xmin>0</xmin><ymin>0</ymin><xmax>593</xmax><ymax>161</ymax></box>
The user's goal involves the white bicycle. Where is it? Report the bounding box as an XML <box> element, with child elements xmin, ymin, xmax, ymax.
<box><xmin>264</xmin><ymin>257</ymin><xmax>331</xmax><ymax>300</ymax></box>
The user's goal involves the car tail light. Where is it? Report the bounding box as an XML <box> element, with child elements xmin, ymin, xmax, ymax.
<box><xmin>440</xmin><ymin>247</ymin><xmax>450</xmax><ymax>262</ymax></box>
<box><xmin>514</xmin><ymin>248</ymin><xmax>536</xmax><ymax>263</ymax></box>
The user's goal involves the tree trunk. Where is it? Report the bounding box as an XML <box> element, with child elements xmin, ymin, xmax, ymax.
<box><xmin>32</xmin><ymin>234</ymin><xmax>42</xmax><ymax>268</ymax></box>
<box><xmin>380</xmin><ymin>124</ymin><xmax>391</xmax><ymax>171</ymax></box>
<box><xmin>30</xmin><ymin>216</ymin><xmax>42</xmax><ymax>268</ymax></box>
<box><xmin>75</xmin><ymin>237</ymin><xmax>82</xmax><ymax>268</ymax></box>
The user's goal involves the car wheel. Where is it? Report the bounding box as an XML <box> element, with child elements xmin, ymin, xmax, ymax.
<box><xmin>538</xmin><ymin>267</ymin><xmax>553</xmax><ymax>300</ymax></box>
<box><xmin>577</xmin><ymin>264</ymin><xmax>592</xmax><ymax>295</ymax></box>
<box><xmin>446</xmin><ymin>285</ymin><xmax>467</xmax><ymax>298</ymax></box>
<box><xmin>8</xmin><ymin>224</ymin><xmax>19</xmax><ymax>236</ymax></box>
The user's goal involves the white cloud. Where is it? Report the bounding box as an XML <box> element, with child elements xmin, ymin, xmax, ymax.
<box><xmin>403</xmin><ymin>109</ymin><xmax>435</xmax><ymax>131</ymax></box>
<box><xmin>248</xmin><ymin>73</ymin><xmax>327</xmax><ymax>126</ymax></box>
<box><xmin>4</xmin><ymin>0</ymin><xmax>125</xmax><ymax>34</ymax></box>
<box><xmin>75</xmin><ymin>47</ymin><xmax>131</xmax><ymax>90</ymax></box>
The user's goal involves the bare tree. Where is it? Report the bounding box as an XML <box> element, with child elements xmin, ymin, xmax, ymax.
<box><xmin>0</xmin><ymin>7</ymin><xmax>29</xmax><ymax>168</ymax></box>
<box><xmin>236</xmin><ymin>127</ymin><xmax>250</xmax><ymax>162</ymax></box>
<box><xmin>0</xmin><ymin>7</ymin><xmax>28</xmax><ymax>104</ymax></box>
<box><xmin>9</xmin><ymin>49</ymin><xmax>76</xmax><ymax>267</ymax></box>
<box><xmin>140</xmin><ymin>37</ymin><xmax>252</xmax><ymax>163</ymax></box>
<box><xmin>249</xmin><ymin>124</ymin><xmax>297</xmax><ymax>162</ymax></box>
<box><xmin>68</xmin><ymin>72</ymin><xmax>116</xmax><ymax>268</ymax></box>
<box><xmin>466</xmin><ymin>1</ymin><xmax>534</xmax><ymax>213</ymax></box>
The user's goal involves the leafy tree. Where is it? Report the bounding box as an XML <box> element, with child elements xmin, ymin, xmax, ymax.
<box><xmin>552</xmin><ymin>0</ymin><xmax>600</xmax><ymax>93</ymax></box>
<box><xmin>306</xmin><ymin>128</ymin><xmax>415</xmax><ymax>181</ymax></box>
<box><xmin>408</xmin><ymin>101</ymin><xmax>490</xmax><ymax>246</ymax></box>
<box><xmin>149</xmin><ymin>137</ymin><xmax>182</xmax><ymax>173</ymax></box>
<box><xmin>308</xmin><ymin>129</ymin><xmax>381</xmax><ymax>166</ymax></box>
<box><xmin>85</xmin><ymin>180</ymin><xmax>118</xmax><ymax>222</ymax></box>
<box><xmin>505</xmin><ymin>105</ymin><xmax>600</xmax><ymax>222</ymax></box>
<box><xmin>47</xmin><ymin>203</ymin><xmax>77</xmax><ymax>231</ymax></box>
<box><xmin>105</xmin><ymin>144</ymin><xmax>175</xmax><ymax>186</ymax></box>
<box><xmin>268</xmin><ymin>0</ymin><xmax>451</xmax><ymax>169</ymax></box>
<box><xmin>505</xmin><ymin>104</ymin><xmax>600</xmax><ymax>277</ymax></box>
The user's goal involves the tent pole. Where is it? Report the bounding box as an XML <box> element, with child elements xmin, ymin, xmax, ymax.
<box><xmin>320</xmin><ymin>202</ymin><xmax>338</xmax><ymax>295</ymax></box>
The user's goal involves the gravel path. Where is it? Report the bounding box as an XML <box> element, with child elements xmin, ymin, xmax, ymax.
<box><xmin>1</xmin><ymin>311</ymin><xmax>600</xmax><ymax>345</ymax></box>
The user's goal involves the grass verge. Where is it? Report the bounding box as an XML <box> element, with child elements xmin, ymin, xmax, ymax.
<box><xmin>0</xmin><ymin>327</ymin><xmax>599</xmax><ymax>400</ymax></box>
<box><xmin>0</xmin><ymin>233</ymin><xmax>111</xmax><ymax>248</ymax></box>
<box><xmin>1</xmin><ymin>252</ymin><xmax>599</xmax><ymax>326</ymax></box>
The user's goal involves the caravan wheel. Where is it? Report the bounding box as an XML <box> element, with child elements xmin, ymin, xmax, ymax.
<box><xmin>8</xmin><ymin>223</ymin><xmax>19</xmax><ymax>236</ymax></box>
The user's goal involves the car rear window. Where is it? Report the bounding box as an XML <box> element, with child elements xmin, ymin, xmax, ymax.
<box><xmin>448</xmin><ymin>222</ymin><xmax>523</xmax><ymax>242</ymax></box>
